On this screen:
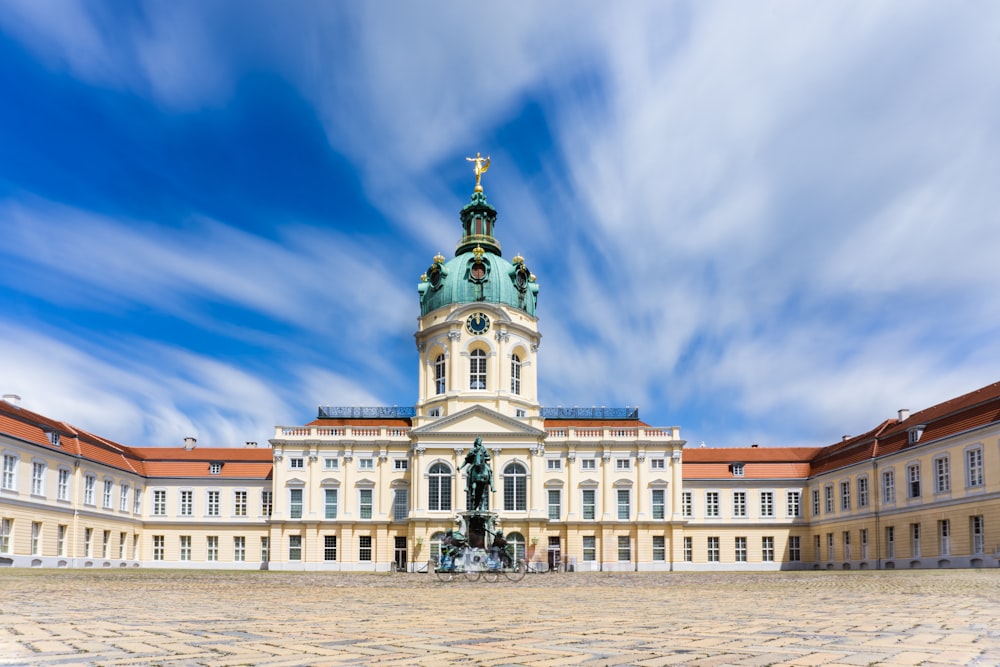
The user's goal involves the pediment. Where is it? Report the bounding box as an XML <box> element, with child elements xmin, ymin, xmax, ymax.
<box><xmin>410</xmin><ymin>405</ymin><xmax>545</xmax><ymax>441</ymax></box>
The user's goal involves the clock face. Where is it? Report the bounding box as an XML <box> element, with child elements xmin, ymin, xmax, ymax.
<box><xmin>465</xmin><ymin>312</ymin><xmax>491</xmax><ymax>336</ymax></box>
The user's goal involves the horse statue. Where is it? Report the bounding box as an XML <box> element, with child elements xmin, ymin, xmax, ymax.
<box><xmin>460</xmin><ymin>437</ymin><xmax>495</xmax><ymax>511</ymax></box>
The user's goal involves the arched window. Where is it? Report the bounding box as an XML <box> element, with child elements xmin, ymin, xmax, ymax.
<box><xmin>428</xmin><ymin>463</ymin><xmax>452</xmax><ymax>511</ymax></box>
<box><xmin>470</xmin><ymin>349</ymin><xmax>487</xmax><ymax>390</ymax></box>
<box><xmin>510</xmin><ymin>354</ymin><xmax>521</xmax><ymax>395</ymax></box>
<box><xmin>504</xmin><ymin>462</ymin><xmax>527</xmax><ymax>511</ymax></box>
<box><xmin>506</xmin><ymin>531</ymin><xmax>527</xmax><ymax>561</ymax></box>
<box><xmin>434</xmin><ymin>354</ymin><xmax>446</xmax><ymax>395</ymax></box>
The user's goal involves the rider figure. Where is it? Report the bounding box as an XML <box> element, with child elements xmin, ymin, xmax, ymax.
<box><xmin>459</xmin><ymin>437</ymin><xmax>495</xmax><ymax>510</ymax></box>
<box><xmin>491</xmin><ymin>529</ymin><xmax>513</xmax><ymax>567</ymax></box>
<box><xmin>441</xmin><ymin>528</ymin><xmax>466</xmax><ymax>570</ymax></box>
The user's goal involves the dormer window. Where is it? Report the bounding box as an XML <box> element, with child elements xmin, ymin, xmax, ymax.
<box><xmin>731</xmin><ymin>463</ymin><xmax>745</xmax><ymax>477</ymax></box>
<box><xmin>907</xmin><ymin>426</ymin><xmax>925</xmax><ymax>444</ymax></box>
<box><xmin>45</xmin><ymin>430</ymin><xmax>61</xmax><ymax>447</ymax></box>
<box><xmin>209</xmin><ymin>462</ymin><xmax>223</xmax><ymax>475</ymax></box>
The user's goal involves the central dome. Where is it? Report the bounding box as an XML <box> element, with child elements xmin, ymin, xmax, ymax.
<box><xmin>417</xmin><ymin>189</ymin><xmax>538</xmax><ymax>316</ymax></box>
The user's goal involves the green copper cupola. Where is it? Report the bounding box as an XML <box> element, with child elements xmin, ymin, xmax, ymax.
<box><xmin>457</xmin><ymin>190</ymin><xmax>500</xmax><ymax>256</ymax></box>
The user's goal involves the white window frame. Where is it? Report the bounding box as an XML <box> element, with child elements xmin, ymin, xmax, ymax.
<box><xmin>31</xmin><ymin>461</ymin><xmax>45</xmax><ymax>496</ymax></box>
<box><xmin>760</xmin><ymin>491</ymin><xmax>775</xmax><ymax>518</ymax></box>
<box><xmin>651</xmin><ymin>488</ymin><xmax>666</xmax><ymax>520</ymax></box>
<box><xmin>733</xmin><ymin>491</ymin><xmax>747</xmax><ymax>518</ymax></box>
<box><xmin>1</xmin><ymin>453</ymin><xmax>17</xmax><ymax>491</ymax></box>
<box><xmin>934</xmin><ymin>456</ymin><xmax>951</xmax><ymax>494</ymax></box>
<box><xmin>580</xmin><ymin>458</ymin><xmax>596</xmax><ymax>471</ymax></box>
<box><xmin>57</xmin><ymin>468</ymin><xmax>71</xmax><ymax>501</ymax></box>
<box><xmin>324</xmin><ymin>488</ymin><xmax>338</xmax><ymax>519</ymax></box>
<box><xmin>966</xmin><ymin>446</ymin><xmax>985</xmax><ymax>488</ymax></box>
<box><xmin>324</xmin><ymin>457</ymin><xmax>340</xmax><ymax>471</ymax></box>
<box><xmin>180</xmin><ymin>489</ymin><xmax>194</xmax><ymax>516</ymax></box>
<box><xmin>469</xmin><ymin>349</ymin><xmax>487</xmax><ymax>390</ymax></box>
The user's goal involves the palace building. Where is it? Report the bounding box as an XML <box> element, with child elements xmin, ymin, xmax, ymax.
<box><xmin>2</xmin><ymin>170</ymin><xmax>999</xmax><ymax>572</ymax></box>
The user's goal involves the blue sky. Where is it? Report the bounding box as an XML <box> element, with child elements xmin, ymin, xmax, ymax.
<box><xmin>2</xmin><ymin>2</ymin><xmax>999</xmax><ymax>449</ymax></box>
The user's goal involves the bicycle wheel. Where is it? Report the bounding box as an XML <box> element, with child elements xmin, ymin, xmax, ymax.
<box><xmin>503</xmin><ymin>558</ymin><xmax>527</xmax><ymax>582</ymax></box>
<box><xmin>463</xmin><ymin>567</ymin><xmax>481</xmax><ymax>582</ymax></box>
<box><xmin>482</xmin><ymin>567</ymin><xmax>501</xmax><ymax>583</ymax></box>
<box><xmin>435</xmin><ymin>567</ymin><xmax>455</xmax><ymax>582</ymax></box>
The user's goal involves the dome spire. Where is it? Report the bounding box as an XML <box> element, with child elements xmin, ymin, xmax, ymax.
<box><xmin>457</xmin><ymin>152</ymin><xmax>500</xmax><ymax>256</ymax></box>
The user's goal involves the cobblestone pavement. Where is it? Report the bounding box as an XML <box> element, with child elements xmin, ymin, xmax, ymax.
<box><xmin>1</xmin><ymin>568</ymin><xmax>999</xmax><ymax>667</ymax></box>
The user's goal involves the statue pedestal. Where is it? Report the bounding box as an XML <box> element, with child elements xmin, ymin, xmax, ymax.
<box><xmin>456</xmin><ymin>510</ymin><xmax>498</xmax><ymax>550</ymax></box>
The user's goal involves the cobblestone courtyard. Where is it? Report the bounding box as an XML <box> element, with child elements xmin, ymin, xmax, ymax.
<box><xmin>1</xmin><ymin>568</ymin><xmax>998</xmax><ymax>666</ymax></box>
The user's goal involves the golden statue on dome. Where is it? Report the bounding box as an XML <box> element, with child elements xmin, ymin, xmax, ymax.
<box><xmin>466</xmin><ymin>152</ymin><xmax>490</xmax><ymax>192</ymax></box>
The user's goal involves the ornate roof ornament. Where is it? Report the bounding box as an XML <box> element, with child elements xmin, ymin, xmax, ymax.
<box><xmin>466</xmin><ymin>152</ymin><xmax>490</xmax><ymax>192</ymax></box>
<box><xmin>472</xmin><ymin>245</ymin><xmax>485</xmax><ymax>262</ymax></box>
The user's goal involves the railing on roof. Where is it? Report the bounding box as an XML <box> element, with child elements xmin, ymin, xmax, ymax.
<box><xmin>317</xmin><ymin>406</ymin><xmax>416</xmax><ymax>419</ymax></box>
<box><xmin>540</xmin><ymin>407</ymin><xmax>640</xmax><ymax>420</ymax></box>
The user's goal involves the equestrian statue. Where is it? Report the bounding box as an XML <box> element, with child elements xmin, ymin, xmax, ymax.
<box><xmin>459</xmin><ymin>437</ymin><xmax>495</xmax><ymax>511</ymax></box>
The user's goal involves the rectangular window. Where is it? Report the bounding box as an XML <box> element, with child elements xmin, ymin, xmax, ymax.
<box><xmin>843</xmin><ymin>531</ymin><xmax>852</xmax><ymax>560</ymax></box>
<box><xmin>812</xmin><ymin>488</ymin><xmax>820</xmax><ymax>516</ymax></box>
<box><xmin>394</xmin><ymin>458</ymin><xmax>408</xmax><ymax>471</ymax></box>
<box><xmin>84</xmin><ymin>475</ymin><xmax>96</xmax><ymax>505</ymax></box>
<box><xmin>234</xmin><ymin>491</ymin><xmax>247</xmax><ymax>517</ymax></box>
<box><xmin>119</xmin><ymin>532</ymin><xmax>126</xmax><ymax>559</ymax></box>
<box><xmin>582</xmin><ymin>489</ymin><xmax>596</xmax><ymax>520</ymax></box>
<box><xmin>57</xmin><ymin>468</ymin><xmax>70</xmax><ymax>501</ymax></box>
<box><xmin>261</xmin><ymin>536</ymin><xmax>270</xmax><ymax>562</ymax></box>
<box><xmin>731</xmin><ymin>463</ymin><xmax>744</xmax><ymax>477</ymax></box>
<box><xmin>840</xmin><ymin>482</ymin><xmax>850</xmax><ymax>511</ymax></box>
<box><xmin>324</xmin><ymin>458</ymin><xmax>340</xmax><ymax>471</ymax></box>
<box><xmin>207</xmin><ymin>490</ymin><xmax>220</xmax><ymax>516</ymax></box>
<box><xmin>31</xmin><ymin>462</ymin><xmax>45</xmax><ymax>496</ymax></box>
<box><xmin>617</xmin><ymin>536</ymin><xmax>631</xmax><ymax>561</ymax></box>
<box><xmin>581</xmin><ymin>459</ymin><xmax>596</xmax><ymax>471</ymax></box>
<box><xmin>288</xmin><ymin>535</ymin><xmax>302</xmax><ymax>561</ymax></box>
<box><xmin>359</xmin><ymin>535</ymin><xmax>372</xmax><ymax>561</ymax></box>
<box><xmin>359</xmin><ymin>458</ymin><xmax>374</xmax><ymax>471</ymax></box>
<box><xmin>615</xmin><ymin>458</ymin><xmax>631</xmax><ymax>471</ymax></box>
<box><xmin>209</xmin><ymin>462</ymin><xmax>222</xmax><ymax>475</ymax></box>
<box><xmin>547</xmin><ymin>489</ymin><xmax>561</xmax><ymax>520</ymax></box>
<box><xmin>83</xmin><ymin>527</ymin><xmax>93</xmax><ymax>557</ymax></box>
<box><xmin>911</xmin><ymin>523</ymin><xmax>921</xmax><ymax>558</ymax></box>
<box><xmin>939</xmin><ymin>520</ymin><xmax>950</xmax><ymax>556</ymax></box>
<box><xmin>289</xmin><ymin>489</ymin><xmax>303</xmax><ymax>519</ymax></box>
<box><xmin>119</xmin><ymin>484</ymin><xmax>130</xmax><ymax>512</ymax></box>
<box><xmin>861</xmin><ymin>528</ymin><xmax>869</xmax><ymax>560</ymax></box>
<box><xmin>762</xmin><ymin>536</ymin><xmax>775</xmax><ymax>562</ymax></box>
<box><xmin>360</xmin><ymin>489</ymin><xmax>373</xmax><ymax>519</ymax></box>
<box><xmin>650</xmin><ymin>458</ymin><xmax>665</xmax><ymax>470</ymax></box>
<box><xmin>857</xmin><ymin>476</ymin><xmax>869</xmax><ymax>509</ymax></box>
<box><xmin>101</xmin><ymin>529</ymin><xmax>110</xmax><ymax>558</ymax></box>
<box><xmin>827</xmin><ymin>533</ymin><xmax>834</xmax><ymax>561</ymax></box>
<box><xmin>153</xmin><ymin>489</ymin><xmax>166</xmax><ymax>516</ymax></box>
<box><xmin>1</xmin><ymin>455</ymin><xmax>16</xmax><ymax>490</ymax></box>
<box><xmin>824</xmin><ymin>485</ymin><xmax>834</xmax><ymax>513</ymax></box>
<box><xmin>289</xmin><ymin>457</ymin><xmax>304</xmax><ymax>469</ymax></box>
<box><xmin>179</xmin><ymin>535</ymin><xmax>191</xmax><ymax>561</ymax></box>
<box><xmin>733</xmin><ymin>491</ymin><xmax>747</xmax><ymax>517</ymax></box>
<box><xmin>683</xmin><ymin>536</ymin><xmax>693</xmax><ymax>562</ymax></box>
<box><xmin>971</xmin><ymin>516</ymin><xmax>985</xmax><ymax>554</ymax></box>
<box><xmin>180</xmin><ymin>490</ymin><xmax>193</xmax><ymax>516</ymax></box>
<box><xmin>616</xmin><ymin>489</ymin><xmax>630</xmax><ymax>520</ymax></box>
<box><xmin>31</xmin><ymin>522</ymin><xmax>41</xmax><ymax>555</ymax></box>
<box><xmin>786</xmin><ymin>491</ymin><xmax>801</xmax><ymax>517</ymax></box>
<box><xmin>651</xmin><ymin>489</ymin><xmax>665</xmax><ymax>520</ymax></box>
<box><xmin>57</xmin><ymin>524</ymin><xmax>67</xmax><ymax>556</ymax></box>
<box><xmin>735</xmin><ymin>536</ymin><xmax>747</xmax><ymax>562</ymax></box>
<box><xmin>934</xmin><ymin>457</ymin><xmax>950</xmax><ymax>493</ymax></box>
<box><xmin>547</xmin><ymin>458</ymin><xmax>562</xmax><ymax>471</ymax></box>
<box><xmin>789</xmin><ymin>535</ymin><xmax>801</xmax><ymax>561</ymax></box>
<box><xmin>153</xmin><ymin>535</ymin><xmax>165</xmax><ymax>561</ymax></box>
<box><xmin>393</xmin><ymin>489</ymin><xmax>408</xmax><ymax>521</ymax></box>
<box><xmin>133</xmin><ymin>488</ymin><xmax>142</xmax><ymax>514</ymax></box>
<box><xmin>262</xmin><ymin>490</ymin><xmax>273</xmax><ymax>517</ymax></box>
<box><xmin>324</xmin><ymin>535</ymin><xmax>337</xmax><ymax>561</ymax></box>
<box><xmin>324</xmin><ymin>489</ymin><xmax>338</xmax><ymax>519</ymax></box>
<box><xmin>207</xmin><ymin>536</ymin><xmax>218</xmax><ymax>561</ymax></box>
<box><xmin>886</xmin><ymin>526</ymin><xmax>895</xmax><ymax>559</ymax></box>
<box><xmin>966</xmin><ymin>447</ymin><xmax>985</xmax><ymax>487</ymax></box>
<box><xmin>882</xmin><ymin>469</ymin><xmax>895</xmax><ymax>504</ymax></box>
<box><xmin>814</xmin><ymin>535</ymin><xmax>821</xmax><ymax>562</ymax></box>
<box><xmin>907</xmin><ymin>464</ymin><xmax>921</xmax><ymax>498</ymax></box>
<box><xmin>705</xmin><ymin>491</ymin><xmax>719</xmax><ymax>517</ymax></box>
<box><xmin>234</xmin><ymin>536</ymin><xmax>246</xmax><ymax>562</ymax></box>
<box><xmin>707</xmin><ymin>536</ymin><xmax>720</xmax><ymax>562</ymax></box>
<box><xmin>682</xmin><ymin>491</ymin><xmax>693</xmax><ymax>518</ymax></box>
<box><xmin>103</xmin><ymin>480</ymin><xmax>113</xmax><ymax>509</ymax></box>
<box><xmin>652</xmin><ymin>535</ymin><xmax>666</xmax><ymax>561</ymax></box>
<box><xmin>582</xmin><ymin>536</ymin><xmax>596</xmax><ymax>561</ymax></box>
<box><xmin>760</xmin><ymin>491</ymin><xmax>774</xmax><ymax>518</ymax></box>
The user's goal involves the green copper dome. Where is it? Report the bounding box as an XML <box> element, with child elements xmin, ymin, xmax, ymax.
<box><xmin>418</xmin><ymin>190</ymin><xmax>539</xmax><ymax>317</ymax></box>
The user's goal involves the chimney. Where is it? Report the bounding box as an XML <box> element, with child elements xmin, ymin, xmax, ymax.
<box><xmin>751</xmin><ymin>443</ymin><xmax>759</xmax><ymax>448</ymax></box>
<box><xmin>245</xmin><ymin>441</ymin><xmax>258</xmax><ymax>448</ymax></box>
<box><xmin>2</xmin><ymin>394</ymin><xmax>21</xmax><ymax>407</ymax></box>
<box><xmin>183</xmin><ymin>437</ymin><xmax>197</xmax><ymax>450</ymax></box>
<box><xmin>842</xmin><ymin>435</ymin><xmax>851</xmax><ymax>442</ymax></box>
<box><xmin>898</xmin><ymin>409</ymin><xmax>910</xmax><ymax>422</ymax></box>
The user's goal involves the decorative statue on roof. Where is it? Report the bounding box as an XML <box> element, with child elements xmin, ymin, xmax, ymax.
<box><xmin>466</xmin><ymin>152</ymin><xmax>490</xmax><ymax>192</ymax></box>
<box><xmin>459</xmin><ymin>436</ymin><xmax>495</xmax><ymax>511</ymax></box>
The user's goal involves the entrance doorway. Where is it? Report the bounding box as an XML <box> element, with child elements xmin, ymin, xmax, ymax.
<box><xmin>547</xmin><ymin>536</ymin><xmax>561</xmax><ymax>572</ymax></box>
<box><xmin>394</xmin><ymin>537</ymin><xmax>407</xmax><ymax>572</ymax></box>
